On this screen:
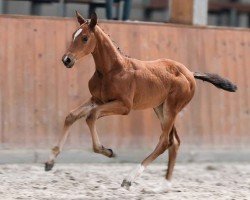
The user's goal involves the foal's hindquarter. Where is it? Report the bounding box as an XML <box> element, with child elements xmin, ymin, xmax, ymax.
<box><xmin>45</xmin><ymin>23</ymin><xmax>199</xmax><ymax>191</ymax></box>
<box><xmin>120</xmin><ymin>59</ymin><xmax>195</xmax><ymax>189</ymax></box>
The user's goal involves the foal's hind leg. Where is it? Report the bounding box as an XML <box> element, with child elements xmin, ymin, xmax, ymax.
<box><xmin>152</xmin><ymin>126</ymin><xmax>180</xmax><ymax>192</ymax></box>
<box><xmin>122</xmin><ymin>102</ymin><xmax>177</xmax><ymax>189</ymax></box>
<box><xmin>45</xmin><ymin>98</ymin><xmax>96</xmax><ymax>171</ymax></box>
<box><xmin>166</xmin><ymin>126</ymin><xmax>180</xmax><ymax>181</ymax></box>
<box><xmin>121</xmin><ymin>126</ymin><xmax>180</xmax><ymax>191</ymax></box>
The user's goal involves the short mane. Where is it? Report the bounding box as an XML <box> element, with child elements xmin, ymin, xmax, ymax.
<box><xmin>99</xmin><ymin>26</ymin><xmax>130</xmax><ymax>58</ymax></box>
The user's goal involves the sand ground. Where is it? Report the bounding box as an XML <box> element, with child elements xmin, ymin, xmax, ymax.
<box><xmin>0</xmin><ymin>163</ymin><xmax>250</xmax><ymax>200</ymax></box>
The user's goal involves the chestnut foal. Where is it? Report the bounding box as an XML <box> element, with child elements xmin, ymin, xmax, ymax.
<box><xmin>45</xmin><ymin>12</ymin><xmax>237</xmax><ymax>191</ymax></box>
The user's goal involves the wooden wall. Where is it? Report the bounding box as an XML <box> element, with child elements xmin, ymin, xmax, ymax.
<box><xmin>0</xmin><ymin>15</ymin><xmax>249</xmax><ymax>150</ymax></box>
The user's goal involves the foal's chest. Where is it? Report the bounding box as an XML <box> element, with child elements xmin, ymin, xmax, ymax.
<box><xmin>88</xmin><ymin>71</ymin><xmax>125</xmax><ymax>103</ymax></box>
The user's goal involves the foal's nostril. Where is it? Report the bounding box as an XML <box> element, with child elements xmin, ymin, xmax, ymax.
<box><xmin>65</xmin><ymin>57</ymin><xmax>71</xmax><ymax>65</ymax></box>
<box><xmin>62</xmin><ymin>55</ymin><xmax>75</xmax><ymax>68</ymax></box>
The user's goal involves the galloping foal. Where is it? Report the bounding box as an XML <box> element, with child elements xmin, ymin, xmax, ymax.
<box><xmin>45</xmin><ymin>12</ymin><xmax>237</xmax><ymax>191</ymax></box>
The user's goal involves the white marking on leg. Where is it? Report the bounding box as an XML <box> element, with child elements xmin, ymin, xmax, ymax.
<box><xmin>49</xmin><ymin>153</ymin><xmax>58</xmax><ymax>162</ymax></box>
<box><xmin>126</xmin><ymin>164</ymin><xmax>145</xmax><ymax>183</ymax></box>
<box><xmin>73</xmin><ymin>28</ymin><xmax>83</xmax><ymax>41</ymax></box>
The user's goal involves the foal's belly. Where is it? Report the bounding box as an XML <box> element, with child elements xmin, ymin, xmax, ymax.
<box><xmin>132</xmin><ymin>97</ymin><xmax>165</xmax><ymax>110</ymax></box>
<box><xmin>132</xmin><ymin>75</ymin><xmax>168</xmax><ymax>110</ymax></box>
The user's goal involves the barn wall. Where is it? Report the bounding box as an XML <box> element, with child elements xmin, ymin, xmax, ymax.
<box><xmin>0</xmin><ymin>15</ymin><xmax>249</xmax><ymax>150</ymax></box>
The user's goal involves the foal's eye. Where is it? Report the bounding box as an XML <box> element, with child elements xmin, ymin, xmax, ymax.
<box><xmin>82</xmin><ymin>36</ymin><xmax>88</xmax><ymax>43</ymax></box>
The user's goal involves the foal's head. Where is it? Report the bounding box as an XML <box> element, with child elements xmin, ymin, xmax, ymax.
<box><xmin>62</xmin><ymin>11</ymin><xmax>98</xmax><ymax>68</ymax></box>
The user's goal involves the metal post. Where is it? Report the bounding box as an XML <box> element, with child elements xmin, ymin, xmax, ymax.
<box><xmin>106</xmin><ymin>0</ymin><xmax>113</xmax><ymax>19</ymax></box>
<box><xmin>248</xmin><ymin>13</ymin><xmax>250</xmax><ymax>28</ymax></box>
<box><xmin>122</xmin><ymin>0</ymin><xmax>131</xmax><ymax>20</ymax></box>
<box><xmin>58</xmin><ymin>0</ymin><xmax>66</xmax><ymax>17</ymax></box>
<box><xmin>0</xmin><ymin>0</ymin><xmax>8</xmax><ymax>14</ymax></box>
<box><xmin>229</xmin><ymin>8</ymin><xmax>238</xmax><ymax>27</ymax></box>
<box><xmin>31</xmin><ymin>2</ymin><xmax>42</xmax><ymax>15</ymax></box>
<box><xmin>114</xmin><ymin>1</ymin><xmax>120</xmax><ymax>20</ymax></box>
<box><xmin>193</xmin><ymin>0</ymin><xmax>208</xmax><ymax>25</ymax></box>
<box><xmin>88</xmin><ymin>3</ymin><xmax>96</xmax><ymax>18</ymax></box>
<box><xmin>0</xmin><ymin>0</ymin><xmax>3</xmax><ymax>14</ymax></box>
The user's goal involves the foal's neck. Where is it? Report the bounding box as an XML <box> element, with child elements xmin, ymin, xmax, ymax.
<box><xmin>92</xmin><ymin>26</ymin><xmax>124</xmax><ymax>74</ymax></box>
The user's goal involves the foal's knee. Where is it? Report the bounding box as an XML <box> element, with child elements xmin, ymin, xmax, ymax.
<box><xmin>65</xmin><ymin>113</ymin><xmax>77</xmax><ymax>126</ymax></box>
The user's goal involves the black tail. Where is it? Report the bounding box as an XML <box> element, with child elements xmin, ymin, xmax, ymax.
<box><xmin>193</xmin><ymin>72</ymin><xmax>237</xmax><ymax>92</ymax></box>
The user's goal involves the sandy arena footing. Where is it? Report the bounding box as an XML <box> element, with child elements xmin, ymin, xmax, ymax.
<box><xmin>1</xmin><ymin>163</ymin><xmax>250</xmax><ymax>200</ymax></box>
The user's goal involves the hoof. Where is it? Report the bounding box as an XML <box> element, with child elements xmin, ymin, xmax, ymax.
<box><xmin>45</xmin><ymin>161</ymin><xmax>54</xmax><ymax>171</ymax></box>
<box><xmin>107</xmin><ymin>148</ymin><xmax>116</xmax><ymax>158</ymax></box>
<box><xmin>101</xmin><ymin>145</ymin><xmax>116</xmax><ymax>158</ymax></box>
<box><xmin>121</xmin><ymin>179</ymin><xmax>131</xmax><ymax>190</ymax></box>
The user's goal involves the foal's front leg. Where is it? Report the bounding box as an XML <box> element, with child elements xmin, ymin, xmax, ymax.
<box><xmin>45</xmin><ymin>98</ymin><xmax>96</xmax><ymax>171</ymax></box>
<box><xmin>86</xmin><ymin>100</ymin><xmax>130</xmax><ymax>157</ymax></box>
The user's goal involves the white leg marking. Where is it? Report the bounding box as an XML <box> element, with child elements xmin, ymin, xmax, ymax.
<box><xmin>73</xmin><ymin>28</ymin><xmax>83</xmax><ymax>41</ymax></box>
<box><xmin>127</xmin><ymin>164</ymin><xmax>145</xmax><ymax>182</ymax></box>
<box><xmin>123</xmin><ymin>164</ymin><xmax>145</xmax><ymax>188</ymax></box>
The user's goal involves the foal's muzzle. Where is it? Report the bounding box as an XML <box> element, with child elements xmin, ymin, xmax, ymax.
<box><xmin>62</xmin><ymin>54</ymin><xmax>75</xmax><ymax>68</ymax></box>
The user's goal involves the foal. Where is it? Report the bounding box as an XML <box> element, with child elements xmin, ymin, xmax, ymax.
<box><xmin>45</xmin><ymin>12</ymin><xmax>237</xmax><ymax>191</ymax></box>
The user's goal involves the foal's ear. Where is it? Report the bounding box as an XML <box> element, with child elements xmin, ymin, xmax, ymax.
<box><xmin>75</xmin><ymin>10</ymin><xmax>86</xmax><ymax>25</ymax></box>
<box><xmin>89</xmin><ymin>12</ymin><xmax>97</xmax><ymax>30</ymax></box>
